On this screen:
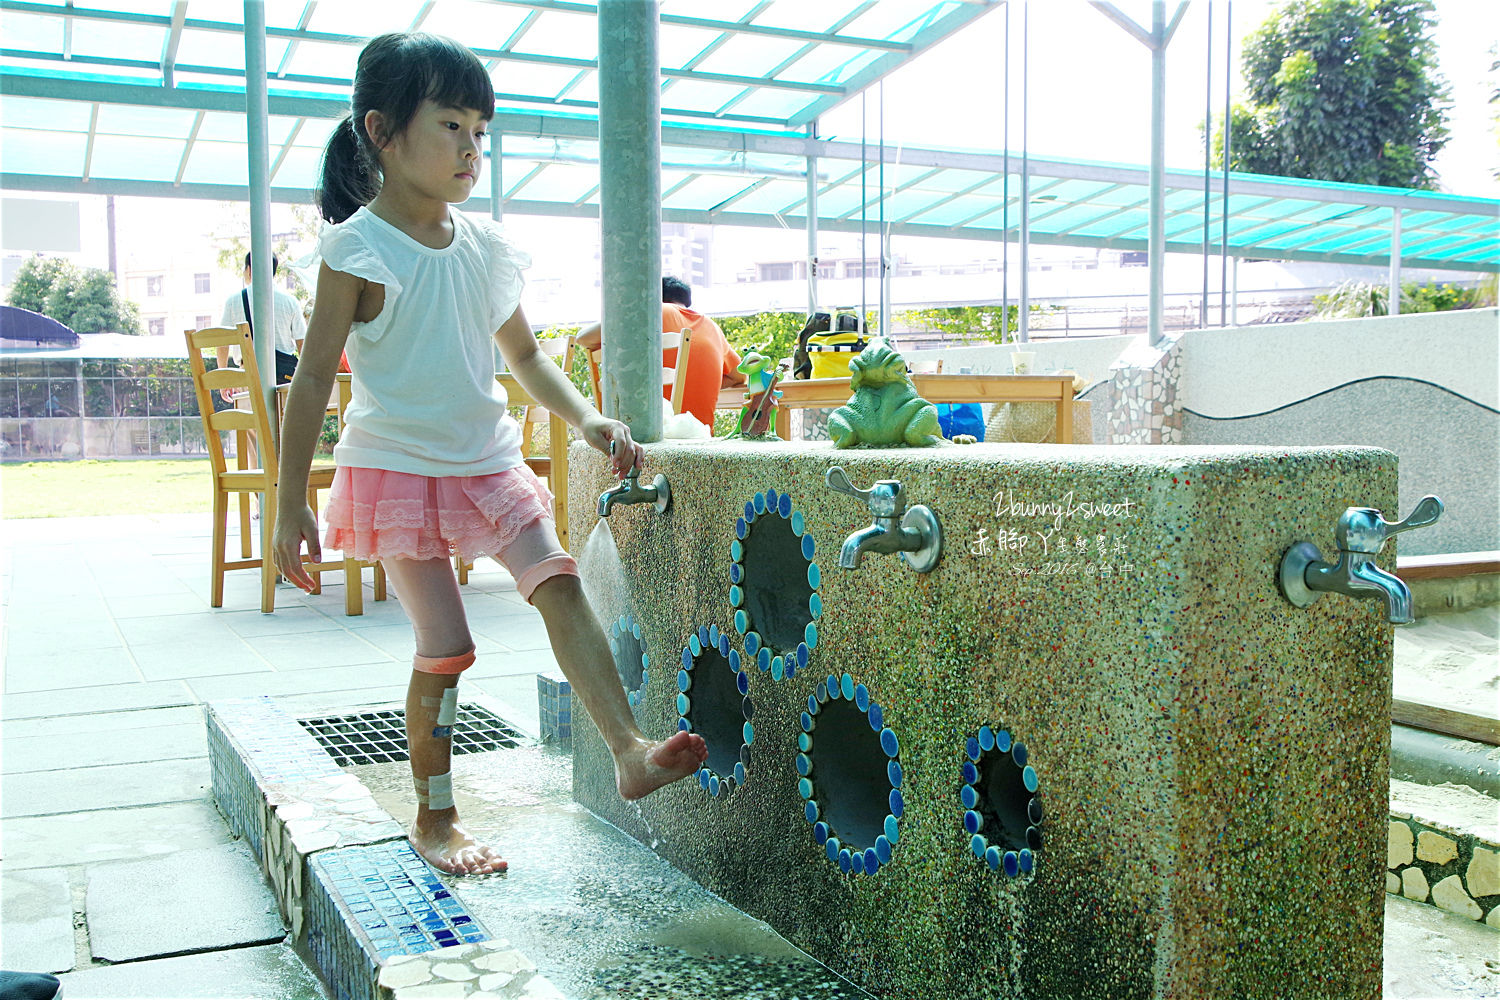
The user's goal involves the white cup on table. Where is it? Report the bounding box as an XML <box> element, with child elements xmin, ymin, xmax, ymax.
<box><xmin>1011</xmin><ymin>351</ymin><xmax>1036</xmax><ymax>375</ymax></box>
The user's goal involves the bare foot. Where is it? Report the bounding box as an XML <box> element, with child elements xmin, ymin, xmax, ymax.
<box><xmin>409</xmin><ymin>812</ymin><xmax>508</xmax><ymax>875</ymax></box>
<box><xmin>615</xmin><ymin>730</ymin><xmax>709</xmax><ymax>801</ymax></box>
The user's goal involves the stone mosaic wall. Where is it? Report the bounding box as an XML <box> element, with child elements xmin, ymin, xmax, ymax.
<box><xmin>1387</xmin><ymin>814</ymin><xmax>1500</xmax><ymax>928</ymax></box>
<box><xmin>569</xmin><ymin>440</ymin><xmax>1397</xmax><ymax>1000</ymax></box>
<box><xmin>1105</xmin><ymin>333</ymin><xmax>1184</xmax><ymax>444</ymax></box>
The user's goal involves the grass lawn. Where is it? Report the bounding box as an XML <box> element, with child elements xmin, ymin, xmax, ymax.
<box><xmin>3</xmin><ymin>459</ymin><xmax>216</xmax><ymax>518</ymax></box>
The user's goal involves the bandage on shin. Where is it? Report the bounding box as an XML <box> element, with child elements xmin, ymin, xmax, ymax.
<box><xmin>413</xmin><ymin>771</ymin><xmax>454</xmax><ymax>811</ymax></box>
<box><xmin>413</xmin><ymin>649</ymin><xmax>475</xmax><ymax>675</ymax></box>
<box><xmin>420</xmin><ymin>687</ymin><xmax>460</xmax><ymax>739</ymax></box>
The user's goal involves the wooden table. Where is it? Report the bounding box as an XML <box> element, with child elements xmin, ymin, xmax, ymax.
<box><xmin>717</xmin><ymin>373</ymin><xmax>1077</xmax><ymax>442</ymax></box>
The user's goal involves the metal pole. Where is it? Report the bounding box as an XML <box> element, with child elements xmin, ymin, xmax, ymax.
<box><xmin>1388</xmin><ymin>209</ymin><xmax>1402</xmax><ymax>316</ymax></box>
<box><xmin>1018</xmin><ymin>1</ymin><xmax>1030</xmax><ymax>344</ymax></box>
<box><xmin>806</xmin><ymin>121</ymin><xmax>818</xmax><ymax>317</ymax></box>
<box><xmin>878</xmin><ymin>80</ymin><xmax>889</xmax><ymax>336</ymax></box>
<box><xmin>1201</xmin><ymin>1</ymin><xmax>1212</xmax><ymax>329</ymax></box>
<box><xmin>1001</xmin><ymin>2</ymin><xmax>1010</xmax><ymax>343</ymax></box>
<box><xmin>860</xmin><ymin>91</ymin><xmax>868</xmax><ymax>332</ymax></box>
<box><xmin>1220</xmin><ymin>0</ymin><xmax>1232</xmax><ymax>326</ymax></box>
<box><xmin>490</xmin><ymin>129</ymin><xmax>503</xmax><ymax>222</ymax></box>
<box><xmin>1147</xmin><ymin>0</ymin><xmax>1165</xmax><ymax>347</ymax></box>
<box><xmin>598</xmin><ymin>0</ymin><xmax>662</xmax><ymax>441</ymax></box>
<box><xmin>243</xmin><ymin>0</ymin><xmax>274</xmax><ymax>560</ymax></box>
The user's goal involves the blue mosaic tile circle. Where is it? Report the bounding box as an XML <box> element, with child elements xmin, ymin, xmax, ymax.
<box><xmin>959</xmin><ymin>722</ymin><xmax>1043</xmax><ymax>879</ymax></box>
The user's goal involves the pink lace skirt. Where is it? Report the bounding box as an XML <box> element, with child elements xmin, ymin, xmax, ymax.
<box><xmin>324</xmin><ymin>464</ymin><xmax>557</xmax><ymax>563</ymax></box>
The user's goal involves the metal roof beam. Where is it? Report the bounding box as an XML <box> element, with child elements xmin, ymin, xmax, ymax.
<box><xmin>174</xmin><ymin>108</ymin><xmax>204</xmax><ymax>185</ymax></box>
<box><xmin>62</xmin><ymin>0</ymin><xmax>73</xmax><ymax>60</ymax></box>
<box><xmin>708</xmin><ymin>177</ymin><xmax>775</xmax><ymax>218</ymax></box>
<box><xmin>276</xmin><ymin>1</ymin><xmax>319</xmax><ymax>78</ymax></box>
<box><xmin>409</xmin><ymin>0</ymin><xmax>435</xmax><ymax>30</ymax></box>
<box><xmin>160</xmin><ymin>0</ymin><xmax>186</xmax><ymax>88</ymax></box>
<box><xmin>80</xmin><ymin>101</ymin><xmax>98</xmax><ymax>182</ymax></box>
<box><xmin>709</xmin><ymin>0</ymin><xmax>878</xmax><ymax>120</ymax></box>
<box><xmin>504</xmin><ymin>161</ymin><xmax>550</xmax><ymax>198</ymax></box>
<box><xmin>662</xmin><ymin>0</ymin><xmax>772</xmax><ymax>99</ymax></box>
<box><xmin>1201</xmin><ymin>204</ymin><xmax>1371</xmax><ymax>245</ymax></box>
<box><xmin>268</xmin><ymin>118</ymin><xmax>305</xmax><ymax>184</ymax></box>
<box><xmin>950</xmin><ymin>177</ymin><xmax>1071</xmax><ymax>230</ymax></box>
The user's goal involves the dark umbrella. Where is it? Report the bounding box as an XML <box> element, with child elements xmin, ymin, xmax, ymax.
<box><xmin>0</xmin><ymin>306</ymin><xmax>80</xmax><ymax>348</ymax></box>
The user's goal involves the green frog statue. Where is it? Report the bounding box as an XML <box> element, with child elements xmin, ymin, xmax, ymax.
<box><xmin>827</xmin><ymin>339</ymin><xmax>943</xmax><ymax>448</ymax></box>
<box><xmin>728</xmin><ymin>351</ymin><xmax>788</xmax><ymax>439</ymax></box>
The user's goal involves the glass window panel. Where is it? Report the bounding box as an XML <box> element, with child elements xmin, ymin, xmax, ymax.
<box><xmin>174</xmin><ymin>30</ymin><xmax>274</xmax><ymax>73</ymax></box>
<box><xmin>657</xmin><ymin>25</ymin><xmax>725</xmax><ymax>72</ymax></box>
<box><xmin>778</xmin><ymin>46</ymin><xmax>880</xmax><ymax>87</ymax></box>
<box><xmin>71</xmin><ymin>21</ymin><xmax>164</xmax><ymax>62</ymax></box>
<box><xmin>0</xmin><ymin>386</ymin><xmax>16</xmax><ymax>419</ymax></box>
<box><xmin>749</xmin><ymin>5</ymin><xmax>852</xmax><ymax>33</ymax></box>
<box><xmin>179</xmin><ymin>140</ymin><xmax>250</xmax><ymax>187</ymax></box>
<box><xmin>420</xmin><ymin>0</ymin><xmax>530</xmax><ymax>42</ymax></box>
<box><xmin>292</xmin><ymin>115</ymin><xmax>341</xmax><ymax>148</ymax></box>
<box><xmin>692</xmin><ymin>33</ymin><xmax>810</xmax><ymax>77</ymax></box>
<box><xmin>304</xmin><ymin>0</ymin><xmax>416</xmax><ymax>35</ymax></box>
<box><xmin>493</xmin><ymin>62</ymin><xmax>589</xmax><ymax>102</ymax></box>
<box><xmin>283</xmin><ymin>40</ymin><xmax>360</xmax><ymax>80</ymax></box>
<box><xmin>846</xmin><ymin>1</ymin><xmax>967</xmax><ymax>44</ymax></box>
<box><xmin>510</xmin><ymin>11</ymin><xmax>598</xmax><ymax>60</ymax></box>
<box><xmin>115</xmin><ymin>378</ymin><xmax>147</xmax><ymax>417</ymax></box>
<box><xmin>0</xmin><ymin>10</ymin><xmax>64</xmax><ymax>51</ymax></box>
<box><xmin>726</xmin><ymin>178</ymin><xmax>806</xmax><ymax>214</ymax></box>
<box><xmin>508</xmin><ymin>163</ymin><xmax>598</xmax><ymax>203</ymax></box>
<box><xmin>659</xmin><ymin>79</ymin><xmax>752</xmax><ymax>116</ymax></box>
<box><xmin>563</xmin><ymin>71</ymin><xmax>600</xmax><ymax>106</ymax></box>
<box><xmin>710</xmin><ymin>87</ymin><xmax>813</xmax><ymax>123</ymax></box>
<box><xmin>0</xmin><ymin>96</ymin><xmax>93</xmax><ymax>132</ymax></box>
<box><xmin>660</xmin><ymin>0</ymin><xmax>763</xmax><ymax>20</ymax></box>
<box><xmin>0</xmin><ymin>128</ymin><xmax>87</xmax><ymax>175</ymax></box>
<box><xmin>261</xmin><ymin>0</ymin><xmax>306</xmax><ymax>29</ymax></box>
<box><xmin>87</xmin><ymin>135</ymin><xmax>182</xmax><ymax>182</ymax></box>
<box><xmin>271</xmin><ymin>145</ymin><xmax>323</xmax><ymax>189</ymax></box>
<box><xmin>665</xmin><ymin>174</ymin><xmax>768</xmax><ymax>210</ymax></box>
<box><xmin>17</xmin><ymin>380</ymin><xmax>46</xmax><ymax>416</ymax></box>
<box><xmin>96</xmin><ymin>105</ymin><xmax>199</xmax><ymax>139</ymax></box>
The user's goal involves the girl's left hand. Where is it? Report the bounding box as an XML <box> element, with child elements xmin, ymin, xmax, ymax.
<box><xmin>583</xmin><ymin>415</ymin><xmax>645</xmax><ymax>480</ymax></box>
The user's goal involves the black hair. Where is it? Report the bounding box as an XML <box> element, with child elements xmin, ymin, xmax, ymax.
<box><xmin>317</xmin><ymin>32</ymin><xmax>496</xmax><ymax>224</ymax></box>
<box><xmin>662</xmin><ymin>275</ymin><xmax>692</xmax><ymax>307</ymax></box>
<box><xmin>243</xmin><ymin>251</ymin><xmax>279</xmax><ymax>276</ymax></box>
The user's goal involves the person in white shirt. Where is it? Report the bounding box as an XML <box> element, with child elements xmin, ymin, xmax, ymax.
<box><xmin>272</xmin><ymin>32</ymin><xmax>708</xmax><ymax>877</ymax></box>
<box><xmin>216</xmin><ymin>252</ymin><xmax>307</xmax><ymax>403</ymax></box>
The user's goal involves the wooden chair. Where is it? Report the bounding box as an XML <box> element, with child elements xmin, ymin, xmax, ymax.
<box><xmin>585</xmin><ymin>327</ymin><xmax>696</xmax><ymax>417</ymax></box>
<box><xmin>455</xmin><ymin>336</ymin><xmax>575</xmax><ymax>585</ymax></box>
<box><xmin>184</xmin><ymin>326</ymin><xmax>369</xmax><ymax>614</ymax></box>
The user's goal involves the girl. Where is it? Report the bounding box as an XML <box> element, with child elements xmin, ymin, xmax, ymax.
<box><xmin>274</xmin><ymin>32</ymin><xmax>707</xmax><ymax>876</ymax></box>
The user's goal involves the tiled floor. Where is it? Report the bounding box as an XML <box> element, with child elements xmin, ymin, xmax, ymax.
<box><xmin>0</xmin><ymin>511</ymin><xmax>554</xmax><ymax>991</ymax></box>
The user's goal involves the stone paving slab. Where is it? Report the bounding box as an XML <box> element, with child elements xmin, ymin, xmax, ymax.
<box><xmin>2</xmin><ymin>756</ymin><xmax>208</xmax><ymax>817</ymax></box>
<box><xmin>55</xmin><ymin>943</ymin><xmax>330</xmax><ymax>999</ymax></box>
<box><xmin>3</xmin><ymin>647</ymin><xmax>142</xmax><ymax>694</ymax></box>
<box><xmin>1</xmin><ymin>704</ymin><xmax>205</xmax><ymax>741</ymax></box>
<box><xmin>85</xmin><ymin>842</ymin><xmax>286</xmax><ymax>962</ymax></box>
<box><xmin>243</xmin><ymin>630</ymin><xmax>396</xmax><ymax>670</ymax></box>
<box><xmin>0</xmin><ymin>679</ymin><xmax>193</xmax><ymax>721</ymax></box>
<box><xmin>4</xmin><ymin>721</ymin><xmax>206</xmax><ymax>772</ymax></box>
<box><xmin>0</xmin><ymin>866</ymin><xmax>75</xmax><ymax>974</ymax></box>
<box><xmin>130</xmin><ymin>639</ymin><xmax>275</xmax><ymax>682</ymax></box>
<box><xmin>3</xmin><ymin>800</ymin><xmax>234</xmax><ymax>872</ymax></box>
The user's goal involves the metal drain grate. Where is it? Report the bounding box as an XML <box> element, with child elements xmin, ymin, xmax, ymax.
<box><xmin>298</xmin><ymin>704</ymin><xmax>524</xmax><ymax>767</ymax></box>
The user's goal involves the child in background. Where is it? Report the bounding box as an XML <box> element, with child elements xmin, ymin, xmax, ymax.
<box><xmin>273</xmin><ymin>32</ymin><xmax>706</xmax><ymax>876</ymax></box>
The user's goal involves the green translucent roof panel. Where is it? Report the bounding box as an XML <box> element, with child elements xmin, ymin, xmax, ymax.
<box><xmin>1</xmin><ymin>2</ymin><xmax>1495</xmax><ymax>272</ymax></box>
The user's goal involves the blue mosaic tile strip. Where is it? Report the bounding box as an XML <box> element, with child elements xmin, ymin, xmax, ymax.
<box><xmin>205</xmin><ymin>706</ymin><xmax>264</xmax><ymax>855</ymax></box>
<box><xmin>307</xmin><ymin>840</ymin><xmax>491</xmax><ymax>1000</ymax></box>
<box><xmin>537</xmin><ymin>672</ymin><xmax>573</xmax><ymax>746</ymax></box>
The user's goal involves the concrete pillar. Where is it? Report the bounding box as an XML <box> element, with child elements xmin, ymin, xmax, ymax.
<box><xmin>598</xmin><ymin>0</ymin><xmax>662</xmax><ymax>442</ymax></box>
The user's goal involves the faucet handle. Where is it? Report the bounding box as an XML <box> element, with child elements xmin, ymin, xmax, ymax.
<box><xmin>1334</xmin><ymin>495</ymin><xmax>1443</xmax><ymax>553</ymax></box>
<box><xmin>825</xmin><ymin>466</ymin><xmax>904</xmax><ymax>517</ymax></box>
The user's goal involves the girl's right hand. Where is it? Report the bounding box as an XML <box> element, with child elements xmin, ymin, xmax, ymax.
<box><xmin>273</xmin><ymin>504</ymin><xmax>322</xmax><ymax>593</ymax></box>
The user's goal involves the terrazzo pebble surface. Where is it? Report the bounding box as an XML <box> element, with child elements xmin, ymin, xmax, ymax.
<box><xmin>570</xmin><ymin>438</ymin><xmax>1399</xmax><ymax>1000</ymax></box>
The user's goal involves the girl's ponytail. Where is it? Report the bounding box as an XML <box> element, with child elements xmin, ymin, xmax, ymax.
<box><xmin>316</xmin><ymin>114</ymin><xmax>378</xmax><ymax>225</ymax></box>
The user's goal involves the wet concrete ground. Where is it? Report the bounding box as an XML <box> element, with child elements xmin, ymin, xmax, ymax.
<box><xmin>358</xmin><ymin>739</ymin><xmax>1500</xmax><ymax>1000</ymax></box>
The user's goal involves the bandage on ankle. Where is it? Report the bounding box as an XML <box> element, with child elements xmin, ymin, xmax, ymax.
<box><xmin>420</xmin><ymin>687</ymin><xmax>460</xmax><ymax>738</ymax></box>
<box><xmin>424</xmin><ymin>771</ymin><xmax>454</xmax><ymax>811</ymax></box>
<box><xmin>413</xmin><ymin>649</ymin><xmax>475</xmax><ymax>675</ymax></box>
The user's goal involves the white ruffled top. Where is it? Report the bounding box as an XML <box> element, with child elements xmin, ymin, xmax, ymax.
<box><xmin>318</xmin><ymin>207</ymin><xmax>531</xmax><ymax>477</ymax></box>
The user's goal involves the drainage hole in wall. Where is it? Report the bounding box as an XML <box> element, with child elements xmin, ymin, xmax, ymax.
<box><xmin>680</xmin><ymin>635</ymin><xmax>751</xmax><ymax>794</ymax></box>
<box><xmin>808</xmin><ymin>697</ymin><xmax>889</xmax><ymax>850</ymax></box>
<box><xmin>739</xmin><ymin>506</ymin><xmax>814</xmax><ymax>656</ymax></box>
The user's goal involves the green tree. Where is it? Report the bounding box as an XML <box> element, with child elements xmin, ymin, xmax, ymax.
<box><xmin>893</xmin><ymin>304</ymin><xmax>1026</xmax><ymax>345</ymax></box>
<box><xmin>7</xmin><ymin>255</ymin><xmax>74</xmax><ymax>313</ymax></box>
<box><xmin>1219</xmin><ymin>0</ymin><xmax>1450</xmax><ymax>189</ymax></box>
<box><xmin>7</xmin><ymin>254</ymin><xmax>143</xmax><ymax>334</ymax></box>
<box><xmin>718</xmin><ymin>311</ymin><xmax>806</xmax><ymax>366</ymax></box>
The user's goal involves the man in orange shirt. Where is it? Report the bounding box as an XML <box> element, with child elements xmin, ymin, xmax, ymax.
<box><xmin>578</xmin><ymin>277</ymin><xmax>745</xmax><ymax>428</ymax></box>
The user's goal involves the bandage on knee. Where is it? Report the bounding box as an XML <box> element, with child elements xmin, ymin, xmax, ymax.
<box><xmin>413</xmin><ymin>649</ymin><xmax>475</xmax><ymax>675</ymax></box>
<box><xmin>420</xmin><ymin>687</ymin><xmax>460</xmax><ymax>739</ymax></box>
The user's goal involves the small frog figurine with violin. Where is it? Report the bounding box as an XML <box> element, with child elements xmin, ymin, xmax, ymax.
<box><xmin>730</xmin><ymin>351</ymin><xmax>789</xmax><ymax>439</ymax></box>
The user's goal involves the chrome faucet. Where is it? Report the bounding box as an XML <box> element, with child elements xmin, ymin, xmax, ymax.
<box><xmin>826</xmin><ymin>466</ymin><xmax>943</xmax><ymax>573</ymax></box>
<box><xmin>598</xmin><ymin>467</ymin><xmax>671</xmax><ymax>517</ymax></box>
<box><xmin>1278</xmin><ymin>496</ymin><xmax>1442</xmax><ymax>625</ymax></box>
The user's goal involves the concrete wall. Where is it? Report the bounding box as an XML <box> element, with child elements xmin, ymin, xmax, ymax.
<box><xmin>570</xmin><ymin>440</ymin><xmax>1395</xmax><ymax>1000</ymax></box>
<box><xmin>1174</xmin><ymin>309</ymin><xmax>1498</xmax><ymax>557</ymax></box>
